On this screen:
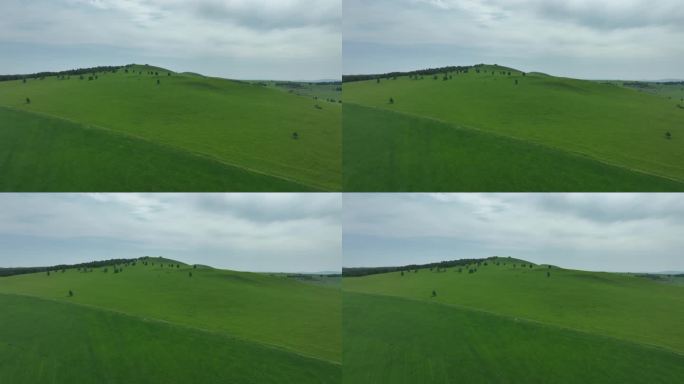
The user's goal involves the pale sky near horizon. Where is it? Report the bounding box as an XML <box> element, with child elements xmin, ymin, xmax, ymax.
<box><xmin>344</xmin><ymin>194</ymin><xmax>684</xmax><ymax>273</ymax></box>
<box><xmin>344</xmin><ymin>0</ymin><xmax>684</xmax><ymax>80</ymax></box>
<box><xmin>0</xmin><ymin>0</ymin><xmax>341</xmax><ymax>81</ymax></box>
<box><xmin>0</xmin><ymin>194</ymin><xmax>341</xmax><ymax>273</ymax></box>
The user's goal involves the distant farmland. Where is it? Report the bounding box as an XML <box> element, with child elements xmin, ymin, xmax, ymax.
<box><xmin>0</xmin><ymin>64</ymin><xmax>341</xmax><ymax>191</ymax></box>
<box><xmin>343</xmin><ymin>64</ymin><xmax>684</xmax><ymax>191</ymax></box>
<box><xmin>0</xmin><ymin>257</ymin><xmax>341</xmax><ymax>383</ymax></box>
<box><xmin>343</xmin><ymin>256</ymin><xmax>684</xmax><ymax>383</ymax></box>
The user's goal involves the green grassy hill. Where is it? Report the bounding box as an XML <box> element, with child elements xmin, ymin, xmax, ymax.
<box><xmin>0</xmin><ymin>64</ymin><xmax>341</xmax><ymax>191</ymax></box>
<box><xmin>0</xmin><ymin>257</ymin><xmax>341</xmax><ymax>383</ymax></box>
<box><xmin>343</xmin><ymin>64</ymin><xmax>684</xmax><ymax>191</ymax></box>
<box><xmin>343</xmin><ymin>257</ymin><xmax>684</xmax><ymax>383</ymax></box>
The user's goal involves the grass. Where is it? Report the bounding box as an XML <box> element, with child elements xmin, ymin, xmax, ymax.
<box><xmin>343</xmin><ymin>104</ymin><xmax>684</xmax><ymax>191</ymax></box>
<box><xmin>0</xmin><ymin>257</ymin><xmax>341</xmax><ymax>383</ymax></box>
<box><xmin>343</xmin><ymin>257</ymin><xmax>684</xmax><ymax>383</ymax></box>
<box><xmin>0</xmin><ymin>294</ymin><xmax>339</xmax><ymax>384</ymax></box>
<box><xmin>344</xmin><ymin>292</ymin><xmax>684</xmax><ymax>384</ymax></box>
<box><xmin>343</xmin><ymin>65</ymin><xmax>684</xmax><ymax>191</ymax></box>
<box><xmin>0</xmin><ymin>64</ymin><xmax>341</xmax><ymax>191</ymax></box>
<box><xmin>0</xmin><ymin>107</ymin><xmax>312</xmax><ymax>191</ymax></box>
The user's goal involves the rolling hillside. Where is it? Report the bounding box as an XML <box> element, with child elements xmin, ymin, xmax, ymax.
<box><xmin>343</xmin><ymin>64</ymin><xmax>684</xmax><ymax>191</ymax></box>
<box><xmin>0</xmin><ymin>65</ymin><xmax>341</xmax><ymax>191</ymax></box>
<box><xmin>343</xmin><ymin>257</ymin><xmax>684</xmax><ymax>383</ymax></box>
<box><xmin>0</xmin><ymin>257</ymin><xmax>341</xmax><ymax>383</ymax></box>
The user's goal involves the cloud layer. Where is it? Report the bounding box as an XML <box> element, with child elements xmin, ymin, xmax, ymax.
<box><xmin>344</xmin><ymin>0</ymin><xmax>684</xmax><ymax>79</ymax></box>
<box><xmin>344</xmin><ymin>194</ymin><xmax>684</xmax><ymax>272</ymax></box>
<box><xmin>0</xmin><ymin>193</ymin><xmax>341</xmax><ymax>272</ymax></box>
<box><xmin>0</xmin><ymin>0</ymin><xmax>341</xmax><ymax>80</ymax></box>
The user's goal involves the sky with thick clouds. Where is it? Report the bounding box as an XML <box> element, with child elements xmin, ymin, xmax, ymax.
<box><xmin>0</xmin><ymin>194</ymin><xmax>341</xmax><ymax>272</ymax></box>
<box><xmin>344</xmin><ymin>194</ymin><xmax>684</xmax><ymax>273</ymax></box>
<box><xmin>0</xmin><ymin>0</ymin><xmax>341</xmax><ymax>80</ymax></box>
<box><xmin>344</xmin><ymin>0</ymin><xmax>684</xmax><ymax>80</ymax></box>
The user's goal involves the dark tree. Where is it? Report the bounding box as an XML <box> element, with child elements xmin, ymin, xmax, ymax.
<box><xmin>547</xmin><ymin>271</ymin><xmax>551</xmax><ymax>278</ymax></box>
<box><xmin>400</xmin><ymin>271</ymin><xmax>404</xmax><ymax>276</ymax></box>
<box><xmin>376</xmin><ymin>78</ymin><xmax>380</xmax><ymax>84</ymax></box>
<box><xmin>157</xmin><ymin>79</ymin><xmax>160</xmax><ymax>85</ymax></box>
<box><xmin>168</xmin><ymin>72</ymin><xmax>171</xmax><ymax>76</ymax></box>
<box><xmin>68</xmin><ymin>290</ymin><xmax>74</xmax><ymax>297</ymax></box>
<box><xmin>25</xmin><ymin>97</ymin><xmax>31</xmax><ymax>104</ymax></box>
<box><xmin>22</xmin><ymin>78</ymin><xmax>26</xmax><ymax>83</ymax></box>
<box><xmin>515</xmin><ymin>79</ymin><xmax>519</xmax><ymax>85</ymax></box>
<box><xmin>292</xmin><ymin>132</ymin><xmax>299</xmax><ymax>140</ymax></box>
<box><xmin>431</xmin><ymin>290</ymin><xmax>437</xmax><ymax>297</ymax></box>
<box><xmin>46</xmin><ymin>270</ymin><xmax>50</xmax><ymax>276</ymax></box>
<box><xmin>665</xmin><ymin>131</ymin><xmax>672</xmax><ymax>140</ymax></box>
<box><xmin>389</xmin><ymin>97</ymin><xmax>394</xmax><ymax>104</ymax></box>
<box><xmin>193</xmin><ymin>265</ymin><xmax>197</xmax><ymax>269</ymax></box>
<box><xmin>189</xmin><ymin>271</ymin><xmax>193</xmax><ymax>278</ymax></box>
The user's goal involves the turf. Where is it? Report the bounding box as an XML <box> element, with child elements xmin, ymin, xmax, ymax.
<box><xmin>0</xmin><ymin>294</ymin><xmax>339</xmax><ymax>384</ymax></box>
<box><xmin>0</xmin><ymin>65</ymin><xmax>341</xmax><ymax>191</ymax></box>
<box><xmin>343</xmin><ymin>65</ymin><xmax>684</xmax><ymax>191</ymax></box>
<box><xmin>343</xmin><ymin>104</ymin><xmax>684</xmax><ymax>191</ymax></box>
<box><xmin>0</xmin><ymin>257</ymin><xmax>341</xmax><ymax>383</ymax></box>
<box><xmin>344</xmin><ymin>292</ymin><xmax>684</xmax><ymax>384</ymax></box>
<box><xmin>0</xmin><ymin>107</ymin><xmax>312</xmax><ymax>191</ymax></box>
<box><xmin>343</xmin><ymin>257</ymin><xmax>684</xmax><ymax>383</ymax></box>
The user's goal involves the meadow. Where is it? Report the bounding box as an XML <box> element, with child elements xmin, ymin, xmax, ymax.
<box><xmin>0</xmin><ymin>65</ymin><xmax>341</xmax><ymax>191</ymax></box>
<box><xmin>0</xmin><ymin>257</ymin><xmax>341</xmax><ymax>383</ymax></box>
<box><xmin>343</xmin><ymin>65</ymin><xmax>684</xmax><ymax>191</ymax></box>
<box><xmin>343</xmin><ymin>257</ymin><xmax>684</xmax><ymax>383</ymax></box>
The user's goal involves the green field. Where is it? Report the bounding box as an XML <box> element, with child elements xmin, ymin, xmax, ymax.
<box><xmin>343</xmin><ymin>65</ymin><xmax>684</xmax><ymax>191</ymax></box>
<box><xmin>0</xmin><ymin>257</ymin><xmax>341</xmax><ymax>383</ymax></box>
<box><xmin>343</xmin><ymin>257</ymin><xmax>684</xmax><ymax>383</ymax></box>
<box><xmin>0</xmin><ymin>65</ymin><xmax>341</xmax><ymax>191</ymax></box>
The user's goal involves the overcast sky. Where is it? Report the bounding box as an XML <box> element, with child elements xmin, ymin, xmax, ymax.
<box><xmin>0</xmin><ymin>194</ymin><xmax>341</xmax><ymax>273</ymax></box>
<box><xmin>344</xmin><ymin>0</ymin><xmax>684</xmax><ymax>80</ymax></box>
<box><xmin>344</xmin><ymin>194</ymin><xmax>684</xmax><ymax>273</ymax></box>
<box><xmin>0</xmin><ymin>0</ymin><xmax>341</xmax><ymax>80</ymax></box>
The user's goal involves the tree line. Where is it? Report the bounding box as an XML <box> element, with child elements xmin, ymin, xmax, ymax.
<box><xmin>0</xmin><ymin>257</ymin><xmax>139</xmax><ymax>277</ymax></box>
<box><xmin>342</xmin><ymin>257</ymin><xmax>515</xmax><ymax>277</ymax></box>
<box><xmin>342</xmin><ymin>64</ymin><xmax>516</xmax><ymax>83</ymax></box>
<box><xmin>0</xmin><ymin>65</ymin><xmax>124</xmax><ymax>82</ymax></box>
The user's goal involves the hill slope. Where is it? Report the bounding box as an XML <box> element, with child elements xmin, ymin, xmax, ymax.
<box><xmin>0</xmin><ymin>257</ymin><xmax>341</xmax><ymax>383</ymax></box>
<box><xmin>343</xmin><ymin>257</ymin><xmax>684</xmax><ymax>383</ymax></box>
<box><xmin>0</xmin><ymin>65</ymin><xmax>341</xmax><ymax>191</ymax></box>
<box><xmin>343</xmin><ymin>64</ymin><xmax>684</xmax><ymax>191</ymax></box>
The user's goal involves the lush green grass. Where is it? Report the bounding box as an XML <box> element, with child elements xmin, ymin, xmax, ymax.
<box><xmin>0</xmin><ymin>64</ymin><xmax>341</xmax><ymax>191</ymax></box>
<box><xmin>0</xmin><ymin>107</ymin><xmax>312</xmax><ymax>191</ymax></box>
<box><xmin>343</xmin><ymin>103</ymin><xmax>683</xmax><ymax>191</ymax></box>
<box><xmin>0</xmin><ymin>257</ymin><xmax>341</xmax><ymax>383</ymax></box>
<box><xmin>0</xmin><ymin>294</ymin><xmax>339</xmax><ymax>384</ymax></box>
<box><xmin>344</xmin><ymin>292</ymin><xmax>684</xmax><ymax>384</ymax></box>
<box><xmin>343</xmin><ymin>257</ymin><xmax>684</xmax><ymax>383</ymax></box>
<box><xmin>343</xmin><ymin>65</ymin><xmax>684</xmax><ymax>191</ymax></box>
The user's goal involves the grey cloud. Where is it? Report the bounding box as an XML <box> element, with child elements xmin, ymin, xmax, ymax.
<box><xmin>0</xmin><ymin>0</ymin><xmax>341</xmax><ymax>80</ymax></box>
<box><xmin>344</xmin><ymin>0</ymin><xmax>684</xmax><ymax>79</ymax></box>
<box><xmin>343</xmin><ymin>194</ymin><xmax>684</xmax><ymax>272</ymax></box>
<box><xmin>0</xmin><ymin>194</ymin><xmax>342</xmax><ymax>272</ymax></box>
<box><xmin>194</xmin><ymin>0</ymin><xmax>341</xmax><ymax>30</ymax></box>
